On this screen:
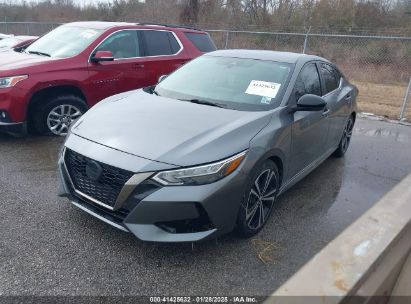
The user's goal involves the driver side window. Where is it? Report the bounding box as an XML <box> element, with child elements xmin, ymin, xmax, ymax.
<box><xmin>95</xmin><ymin>30</ymin><xmax>139</xmax><ymax>59</ymax></box>
<box><xmin>294</xmin><ymin>63</ymin><xmax>322</xmax><ymax>102</ymax></box>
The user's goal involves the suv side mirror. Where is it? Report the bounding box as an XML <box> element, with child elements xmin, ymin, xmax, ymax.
<box><xmin>294</xmin><ymin>94</ymin><xmax>326</xmax><ymax>112</ymax></box>
<box><xmin>158</xmin><ymin>75</ymin><xmax>168</xmax><ymax>83</ymax></box>
<box><xmin>91</xmin><ymin>51</ymin><xmax>114</xmax><ymax>63</ymax></box>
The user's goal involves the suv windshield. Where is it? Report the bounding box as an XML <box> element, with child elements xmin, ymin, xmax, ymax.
<box><xmin>25</xmin><ymin>25</ymin><xmax>102</xmax><ymax>58</ymax></box>
<box><xmin>155</xmin><ymin>55</ymin><xmax>292</xmax><ymax>111</ymax></box>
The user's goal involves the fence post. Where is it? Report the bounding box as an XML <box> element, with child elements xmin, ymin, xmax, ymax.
<box><xmin>400</xmin><ymin>76</ymin><xmax>411</xmax><ymax>120</ymax></box>
<box><xmin>224</xmin><ymin>31</ymin><xmax>230</xmax><ymax>49</ymax></box>
<box><xmin>302</xmin><ymin>26</ymin><xmax>311</xmax><ymax>54</ymax></box>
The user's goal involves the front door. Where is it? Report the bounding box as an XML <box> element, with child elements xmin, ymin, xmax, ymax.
<box><xmin>289</xmin><ymin>62</ymin><xmax>330</xmax><ymax>178</ymax></box>
<box><xmin>86</xmin><ymin>30</ymin><xmax>147</xmax><ymax>105</ymax></box>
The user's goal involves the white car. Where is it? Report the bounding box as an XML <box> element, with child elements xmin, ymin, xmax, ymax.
<box><xmin>0</xmin><ymin>33</ymin><xmax>13</xmax><ymax>40</ymax></box>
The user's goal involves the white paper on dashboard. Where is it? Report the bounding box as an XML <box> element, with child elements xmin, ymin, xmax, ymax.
<box><xmin>245</xmin><ymin>80</ymin><xmax>281</xmax><ymax>98</ymax></box>
<box><xmin>81</xmin><ymin>30</ymin><xmax>98</xmax><ymax>39</ymax></box>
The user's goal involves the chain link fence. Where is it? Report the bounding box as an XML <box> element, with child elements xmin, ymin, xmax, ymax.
<box><xmin>0</xmin><ymin>22</ymin><xmax>410</xmax><ymax>121</ymax></box>
<box><xmin>0</xmin><ymin>22</ymin><xmax>60</xmax><ymax>36</ymax></box>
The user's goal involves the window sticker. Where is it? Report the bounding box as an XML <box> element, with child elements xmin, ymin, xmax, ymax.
<box><xmin>260</xmin><ymin>96</ymin><xmax>272</xmax><ymax>104</ymax></box>
<box><xmin>80</xmin><ymin>30</ymin><xmax>98</xmax><ymax>40</ymax></box>
<box><xmin>245</xmin><ymin>80</ymin><xmax>281</xmax><ymax>98</ymax></box>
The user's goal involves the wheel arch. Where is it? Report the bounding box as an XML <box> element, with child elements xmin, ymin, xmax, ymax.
<box><xmin>27</xmin><ymin>85</ymin><xmax>88</xmax><ymax>130</ymax></box>
<box><xmin>248</xmin><ymin>149</ymin><xmax>286</xmax><ymax>188</ymax></box>
<box><xmin>351</xmin><ymin>111</ymin><xmax>356</xmax><ymax>122</ymax></box>
<box><xmin>268</xmin><ymin>155</ymin><xmax>284</xmax><ymax>187</ymax></box>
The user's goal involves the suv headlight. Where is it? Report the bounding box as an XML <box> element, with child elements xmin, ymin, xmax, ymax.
<box><xmin>0</xmin><ymin>75</ymin><xmax>28</xmax><ymax>89</ymax></box>
<box><xmin>152</xmin><ymin>151</ymin><xmax>247</xmax><ymax>186</ymax></box>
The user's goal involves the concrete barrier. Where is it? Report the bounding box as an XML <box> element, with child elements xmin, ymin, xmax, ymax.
<box><xmin>268</xmin><ymin>173</ymin><xmax>411</xmax><ymax>304</ymax></box>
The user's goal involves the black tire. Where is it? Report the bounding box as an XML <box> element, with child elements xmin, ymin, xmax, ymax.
<box><xmin>32</xmin><ymin>95</ymin><xmax>87</xmax><ymax>136</ymax></box>
<box><xmin>236</xmin><ymin>160</ymin><xmax>280</xmax><ymax>238</ymax></box>
<box><xmin>334</xmin><ymin>115</ymin><xmax>354</xmax><ymax>158</ymax></box>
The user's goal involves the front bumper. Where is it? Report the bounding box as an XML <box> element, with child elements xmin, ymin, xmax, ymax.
<box><xmin>0</xmin><ymin>86</ymin><xmax>29</xmax><ymax>123</ymax></box>
<box><xmin>0</xmin><ymin>121</ymin><xmax>26</xmax><ymax>134</ymax></box>
<box><xmin>58</xmin><ymin>136</ymin><xmax>248</xmax><ymax>243</ymax></box>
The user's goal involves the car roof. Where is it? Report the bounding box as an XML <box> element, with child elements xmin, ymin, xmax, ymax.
<box><xmin>207</xmin><ymin>49</ymin><xmax>325</xmax><ymax>64</ymax></box>
<box><xmin>64</xmin><ymin>21</ymin><xmax>206</xmax><ymax>33</ymax></box>
<box><xmin>14</xmin><ymin>35</ymin><xmax>38</xmax><ymax>40</ymax></box>
<box><xmin>65</xmin><ymin>21</ymin><xmax>134</xmax><ymax>30</ymax></box>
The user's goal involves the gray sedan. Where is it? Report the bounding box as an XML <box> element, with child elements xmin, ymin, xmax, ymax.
<box><xmin>58</xmin><ymin>50</ymin><xmax>357</xmax><ymax>242</ymax></box>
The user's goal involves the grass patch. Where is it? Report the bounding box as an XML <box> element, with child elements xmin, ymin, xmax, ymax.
<box><xmin>352</xmin><ymin>81</ymin><xmax>410</xmax><ymax>120</ymax></box>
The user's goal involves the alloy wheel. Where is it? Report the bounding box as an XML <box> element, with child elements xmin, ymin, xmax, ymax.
<box><xmin>46</xmin><ymin>104</ymin><xmax>83</xmax><ymax>136</ymax></box>
<box><xmin>245</xmin><ymin>168</ymin><xmax>278</xmax><ymax>230</ymax></box>
<box><xmin>341</xmin><ymin>118</ymin><xmax>354</xmax><ymax>153</ymax></box>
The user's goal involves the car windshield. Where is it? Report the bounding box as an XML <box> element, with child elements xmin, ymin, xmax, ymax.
<box><xmin>25</xmin><ymin>25</ymin><xmax>102</xmax><ymax>58</ymax></box>
<box><xmin>155</xmin><ymin>55</ymin><xmax>292</xmax><ymax>111</ymax></box>
<box><xmin>0</xmin><ymin>37</ymin><xmax>21</xmax><ymax>48</ymax></box>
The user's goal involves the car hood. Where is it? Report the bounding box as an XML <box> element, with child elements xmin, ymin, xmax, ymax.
<box><xmin>0</xmin><ymin>51</ymin><xmax>55</xmax><ymax>72</ymax></box>
<box><xmin>0</xmin><ymin>47</ymin><xmax>14</xmax><ymax>53</ymax></box>
<box><xmin>71</xmin><ymin>90</ymin><xmax>273</xmax><ymax>167</ymax></box>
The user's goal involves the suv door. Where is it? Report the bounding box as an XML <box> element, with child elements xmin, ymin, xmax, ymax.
<box><xmin>137</xmin><ymin>30</ymin><xmax>188</xmax><ymax>84</ymax></box>
<box><xmin>319</xmin><ymin>62</ymin><xmax>350</xmax><ymax>149</ymax></box>
<box><xmin>289</xmin><ymin>62</ymin><xmax>330</xmax><ymax>178</ymax></box>
<box><xmin>87</xmin><ymin>30</ymin><xmax>147</xmax><ymax>104</ymax></box>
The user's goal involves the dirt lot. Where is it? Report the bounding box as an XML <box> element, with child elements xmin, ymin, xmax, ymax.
<box><xmin>352</xmin><ymin>81</ymin><xmax>410</xmax><ymax>121</ymax></box>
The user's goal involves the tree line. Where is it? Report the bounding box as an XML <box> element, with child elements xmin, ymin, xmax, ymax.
<box><xmin>0</xmin><ymin>0</ymin><xmax>410</xmax><ymax>34</ymax></box>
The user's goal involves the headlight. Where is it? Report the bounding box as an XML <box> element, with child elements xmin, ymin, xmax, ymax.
<box><xmin>0</xmin><ymin>75</ymin><xmax>28</xmax><ymax>89</ymax></box>
<box><xmin>152</xmin><ymin>151</ymin><xmax>247</xmax><ymax>186</ymax></box>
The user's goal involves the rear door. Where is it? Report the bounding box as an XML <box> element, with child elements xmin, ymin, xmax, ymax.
<box><xmin>319</xmin><ymin>62</ymin><xmax>351</xmax><ymax>149</ymax></box>
<box><xmin>138</xmin><ymin>30</ymin><xmax>187</xmax><ymax>84</ymax></box>
<box><xmin>87</xmin><ymin>30</ymin><xmax>146</xmax><ymax>104</ymax></box>
<box><xmin>289</xmin><ymin>62</ymin><xmax>330</xmax><ymax>178</ymax></box>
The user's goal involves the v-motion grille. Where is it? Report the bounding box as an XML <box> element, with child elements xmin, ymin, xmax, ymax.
<box><xmin>64</xmin><ymin>148</ymin><xmax>134</xmax><ymax>209</ymax></box>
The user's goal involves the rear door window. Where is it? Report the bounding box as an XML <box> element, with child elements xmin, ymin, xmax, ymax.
<box><xmin>185</xmin><ymin>32</ymin><xmax>217</xmax><ymax>52</ymax></box>
<box><xmin>141</xmin><ymin>30</ymin><xmax>181</xmax><ymax>56</ymax></box>
<box><xmin>320</xmin><ymin>63</ymin><xmax>340</xmax><ymax>94</ymax></box>
<box><xmin>294</xmin><ymin>63</ymin><xmax>322</xmax><ymax>101</ymax></box>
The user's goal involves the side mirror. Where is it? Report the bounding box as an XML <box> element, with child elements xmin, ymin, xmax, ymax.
<box><xmin>91</xmin><ymin>50</ymin><xmax>114</xmax><ymax>63</ymax></box>
<box><xmin>158</xmin><ymin>75</ymin><xmax>168</xmax><ymax>83</ymax></box>
<box><xmin>294</xmin><ymin>94</ymin><xmax>326</xmax><ymax>112</ymax></box>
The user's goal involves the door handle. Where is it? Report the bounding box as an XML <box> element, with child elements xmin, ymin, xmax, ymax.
<box><xmin>133</xmin><ymin>63</ymin><xmax>145</xmax><ymax>69</ymax></box>
<box><xmin>345</xmin><ymin>94</ymin><xmax>352</xmax><ymax>101</ymax></box>
<box><xmin>322</xmin><ymin>108</ymin><xmax>331</xmax><ymax>116</ymax></box>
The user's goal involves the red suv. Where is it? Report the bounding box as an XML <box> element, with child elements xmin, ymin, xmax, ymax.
<box><xmin>0</xmin><ymin>22</ymin><xmax>216</xmax><ymax>135</ymax></box>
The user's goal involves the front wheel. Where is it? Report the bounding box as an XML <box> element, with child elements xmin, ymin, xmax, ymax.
<box><xmin>236</xmin><ymin>160</ymin><xmax>280</xmax><ymax>238</ymax></box>
<box><xmin>334</xmin><ymin>115</ymin><xmax>354</xmax><ymax>157</ymax></box>
<box><xmin>32</xmin><ymin>95</ymin><xmax>87</xmax><ymax>136</ymax></box>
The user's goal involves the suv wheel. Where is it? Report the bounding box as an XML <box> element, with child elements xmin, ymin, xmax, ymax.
<box><xmin>33</xmin><ymin>95</ymin><xmax>87</xmax><ymax>136</ymax></box>
<box><xmin>237</xmin><ymin>160</ymin><xmax>279</xmax><ymax>238</ymax></box>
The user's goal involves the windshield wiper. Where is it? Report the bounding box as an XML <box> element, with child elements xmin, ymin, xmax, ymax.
<box><xmin>181</xmin><ymin>99</ymin><xmax>226</xmax><ymax>108</ymax></box>
<box><xmin>27</xmin><ymin>50</ymin><xmax>51</xmax><ymax>57</ymax></box>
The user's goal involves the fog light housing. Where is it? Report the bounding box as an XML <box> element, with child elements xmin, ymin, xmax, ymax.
<box><xmin>0</xmin><ymin>110</ymin><xmax>11</xmax><ymax>123</ymax></box>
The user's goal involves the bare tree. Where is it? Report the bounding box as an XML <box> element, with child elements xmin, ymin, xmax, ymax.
<box><xmin>180</xmin><ymin>0</ymin><xmax>199</xmax><ymax>25</ymax></box>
